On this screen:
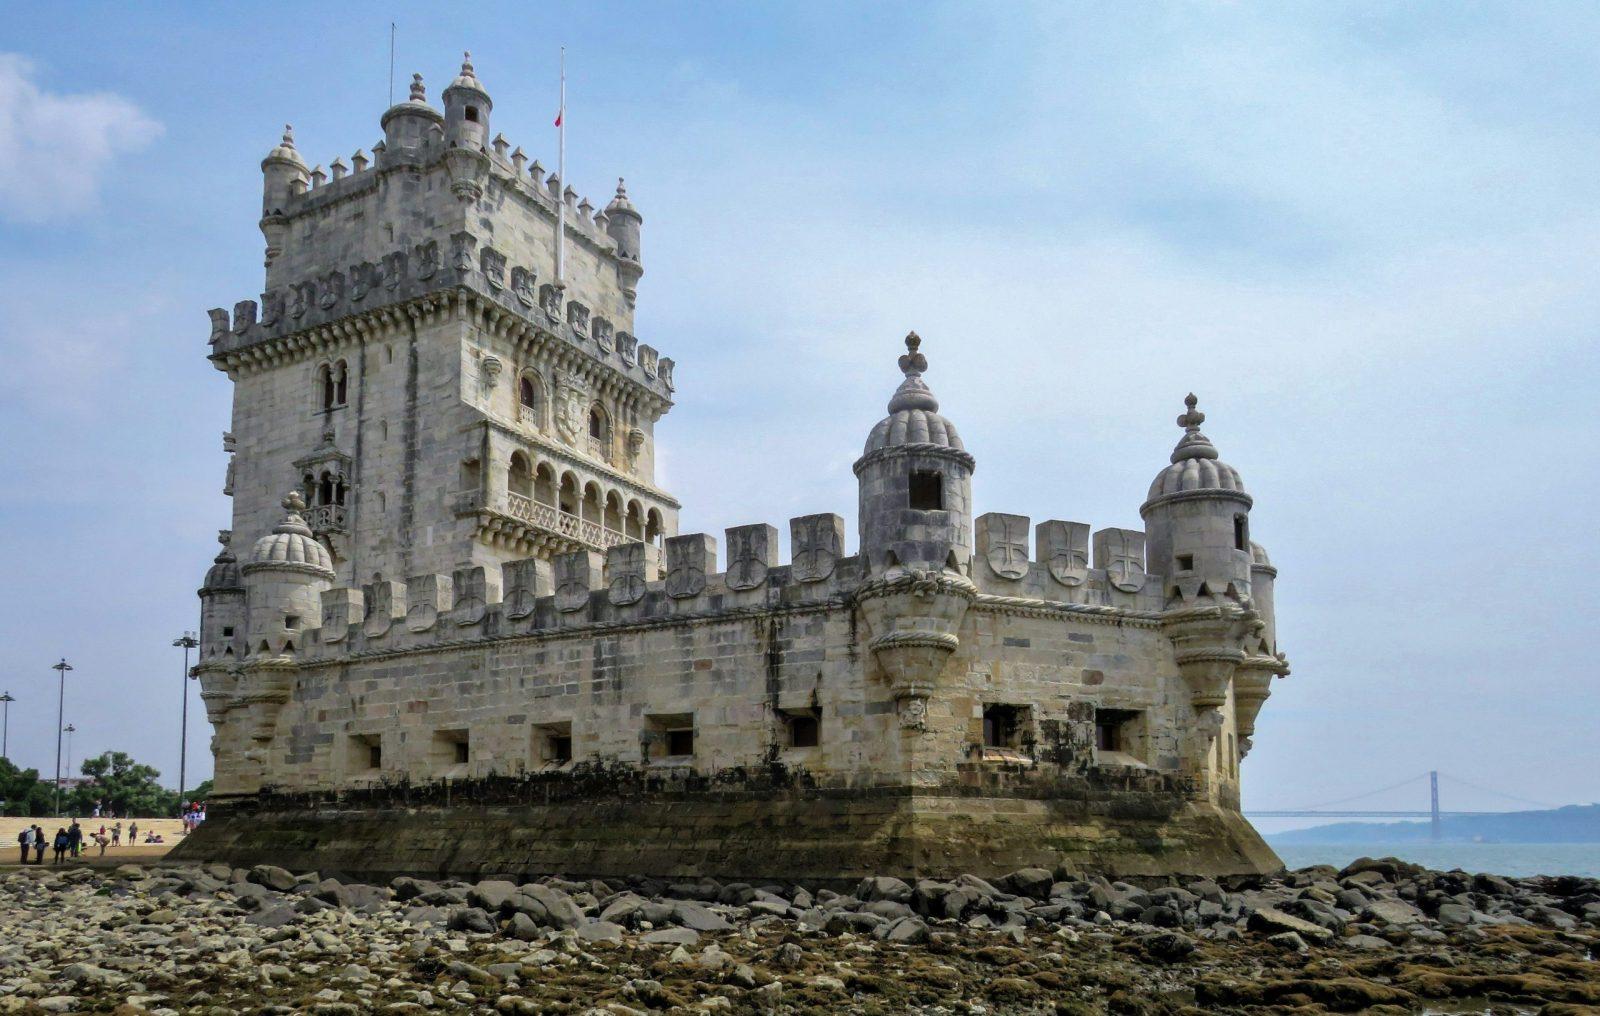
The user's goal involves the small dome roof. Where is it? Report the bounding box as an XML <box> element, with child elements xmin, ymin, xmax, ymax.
<box><xmin>604</xmin><ymin>178</ymin><xmax>639</xmax><ymax>218</ymax></box>
<box><xmin>1250</xmin><ymin>542</ymin><xmax>1273</xmax><ymax>568</ymax></box>
<box><xmin>863</xmin><ymin>332</ymin><xmax>966</xmax><ymax>455</ymax></box>
<box><xmin>1146</xmin><ymin>394</ymin><xmax>1247</xmax><ymax>502</ymax></box>
<box><xmin>381</xmin><ymin>73</ymin><xmax>444</xmax><ymax>127</ymax></box>
<box><xmin>262</xmin><ymin>125</ymin><xmax>306</xmax><ymax>169</ymax></box>
<box><xmin>249</xmin><ymin>492</ymin><xmax>334</xmax><ymax>573</ymax></box>
<box><xmin>201</xmin><ymin>531</ymin><xmax>242</xmax><ymax>591</ymax></box>
<box><xmin>445</xmin><ymin>52</ymin><xmax>490</xmax><ymax>100</ymax></box>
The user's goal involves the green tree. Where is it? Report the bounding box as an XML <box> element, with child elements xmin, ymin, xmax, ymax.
<box><xmin>70</xmin><ymin>752</ymin><xmax>176</xmax><ymax>817</ymax></box>
<box><xmin>0</xmin><ymin>757</ymin><xmax>54</xmax><ymax>817</ymax></box>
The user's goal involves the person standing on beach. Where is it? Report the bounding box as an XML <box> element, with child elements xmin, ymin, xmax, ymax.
<box><xmin>110</xmin><ymin>822</ymin><xmax>121</xmax><ymax>847</ymax></box>
<box><xmin>67</xmin><ymin>821</ymin><xmax>82</xmax><ymax>859</ymax></box>
<box><xmin>128</xmin><ymin>821</ymin><xmax>138</xmax><ymax>845</ymax></box>
<box><xmin>51</xmin><ymin>828</ymin><xmax>67</xmax><ymax>865</ymax></box>
<box><xmin>31</xmin><ymin>826</ymin><xmax>45</xmax><ymax>865</ymax></box>
<box><xmin>16</xmin><ymin>827</ymin><xmax>29</xmax><ymax>865</ymax></box>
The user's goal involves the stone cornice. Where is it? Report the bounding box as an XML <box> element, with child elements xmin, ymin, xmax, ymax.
<box><xmin>972</xmin><ymin>594</ymin><xmax>1164</xmax><ymax>629</ymax></box>
<box><xmin>1139</xmin><ymin>487</ymin><xmax>1254</xmax><ymax>517</ymax></box>
<box><xmin>852</xmin><ymin>442</ymin><xmax>977</xmax><ymax>477</ymax></box>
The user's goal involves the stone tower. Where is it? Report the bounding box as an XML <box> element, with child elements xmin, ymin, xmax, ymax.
<box><xmin>197</xmin><ymin>55</ymin><xmax>679</xmax><ymax>785</ymax></box>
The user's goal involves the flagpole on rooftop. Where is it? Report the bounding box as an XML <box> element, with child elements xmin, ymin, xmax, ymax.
<box><xmin>555</xmin><ymin>47</ymin><xmax>566</xmax><ymax>284</ymax></box>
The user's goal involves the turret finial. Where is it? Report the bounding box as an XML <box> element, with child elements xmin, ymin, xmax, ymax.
<box><xmin>217</xmin><ymin>530</ymin><xmax>232</xmax><ymax>548</ymax></box>
<box><xmin>1169</xmin><ymin>392</ymin><xmax>1218</xmax><ymax>463</ymax></box>
<box><xmin>409</xmin><ymin>73</ymin><xmax>426</xmax><ymax>102</ymax></box>
<box><xmin>281</xmin><ymin>124</ymin><xmax>295</xmax><ymax>149</ymax></box>
<box><xmin>282</xmin><ymin>489</ymin><xmax>308</xmax><ymax>513</ymax></box>
<box><xmin>461</xmin><ymin>51</ymin><xmax>475</xmax><ymax>77</ymax></box>
<box><xmin>888</xmin><ymin>331</ymin><xmax>937</xmax><ymax>413</ymax></box>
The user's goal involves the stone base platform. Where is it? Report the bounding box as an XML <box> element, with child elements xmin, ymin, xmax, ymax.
<box><xmin>170</xmin><ymin>782</ymin><xmax>1281</xmax><ymax>885</ymax></box>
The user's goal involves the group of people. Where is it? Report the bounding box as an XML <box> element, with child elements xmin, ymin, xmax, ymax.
<box><xmin>180</xmin><ymin>803</ymin><xmax>207</xmax><ymax>833</ymax></box>
<box><xmin>14</xmin><ymin>819</ymin><xmax>156</xmax><ymax>865</ymax></box>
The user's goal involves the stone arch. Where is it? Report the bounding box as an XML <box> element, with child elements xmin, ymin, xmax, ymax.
<box><xmin>534</xmin><ymin>462</ymin><xmax>556</xmax><ymax>506</ymax></box>
<box><xmin>646</xmin><ymin>507</ymin><xmax>664</xmax><ymax>546</ymax></box>
<box><xmin>581</xmin><ymin>480</ymin><xmax>603</xmax><ymax>524</ymax></box>
<box><xmin>625</xmin><ymin>499</ymin><xmax>644</xmax><ymax>540</ymax></box>
<box><xmin>518</xmin><ymin>371</ymin><xmax>545</xmax><ymax>428</ymax></box>
<box><xmin>588</xmin><ymin>402</ymin><xmax>611</xmax><ymax>462</ymax></box>
<box><xmin>603</xmin><ymin>490</ymin><xmax>624</xmax><ymax>533</ymax></box>
<box><xmin>508</xmin><ymin>451</ymin><xmax>533</xmax><ymax>498</ymax></box>
<box><xmin>558</xmin><ymin>471</ymin><xmax>580</xmax><ymax>515</ymax></box>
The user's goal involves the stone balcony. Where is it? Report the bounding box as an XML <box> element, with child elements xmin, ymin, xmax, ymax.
<box><xmin>303</xmin><ymin>503</ymin><xmax>349</xmax><ymax>537</ymax></box>
<box><xmin>456</xmin><ymin>489</ymin><xmax>636</xmax><ymax>556</ymax></box>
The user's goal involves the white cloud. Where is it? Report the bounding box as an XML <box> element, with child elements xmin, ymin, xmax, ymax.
<box><xmin>0</xmin><ymin>54</ymin><xmax>161</xmax><ymax>223</ymax></box>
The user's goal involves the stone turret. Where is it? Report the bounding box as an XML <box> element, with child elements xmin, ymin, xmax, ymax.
<box><xmin>197</xmin><ymin>531</ymin><xmax>245</xmax><ymax>665</ymax></box>
<box><xmin>1141</xmin><ymin>394</ymin><xmax>1253</xmax><ymax>604</ymax></box>
<box><xmin>853</xmin><ymin>334</ymin><xmax>977</xmax><ymax>780</ymax></box>
<box><xmin>854</xmin><ymin>332</ymin><xmax>974</xmax><ymax>575</ymax></box>
<box><xmin>442</xmin><ymin>52</ymin><xmax>491</xmax><ymax>152</ymax></box>
<box><xmin>259</xmin><ymin>125</ymin><xmax>308</xmax><ymax>266</ymax></box>
<box><xmin>380</xmin><ymin>73</ymin><xmax>444</xmax><ymax>165</ymax></box>
<box><xmin>604</xmin><ymin>179</ymin><xmax>643</xmax><ymax>302</ymax></box>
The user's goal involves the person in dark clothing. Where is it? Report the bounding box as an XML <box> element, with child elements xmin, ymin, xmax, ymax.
<box><xmin>16</xmin><ymin>828</ymin><xmax>29</xmax><ymax>865</ymax></box>
<box><xmin>67</xmin><ymin>821</ymin><xmax>82</xmax><ymax>859</ymax></box>
<box><xmin>51</xmin><ymin>828</ymin><xmax>68</xmax><ymax>865</ymax></box>
<box><xmin>31</xmin><ymin>826</ymin><xmax>45</xmax><ymax>865</ymax></box>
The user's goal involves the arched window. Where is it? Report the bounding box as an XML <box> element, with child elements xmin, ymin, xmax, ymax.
<box><xmin>534</xmin><ymin>463</ymin><xmax>556</xmax><ymax>506</ymax></box>
<box><xmin>508</xmin><ymin>452</ymin><xmax>533</xmax><ymax>498</ymax></box>
<box><xmin>318</xmin><ymin>471</ymin><xmax>335</xmax><ymax>507</ymax></box>
<box><xmin>558</xmin><ymin>472</ymin><xmax>579</xmax><ymax>515</ymax></box>
<box><xmin>334</xmin><ymin>360</ymin><xmax>348</xmax><ymax>406</ymax></box>
<box><xmin>588</xmin><ymin>403</ymin><xmax>611</xmax><ymax>463</ymax></box>
<box><xmin>646</xmin><ymin>508</ymin><xmax>664</xmax><ymax>547</ymax></box>
<box><xmin>319</xmin><ymin>364</ymin><xmax>334</xmax><ymax>410</ymax></box>
<box><xmin>604</xmin><ymin>491</ymin><xmax>623</xmax><ymax>534</ymax></box>
<box><xmin>589</xmin><ymin>407</ymin><xmax>604</xmax><ymax>439</ymax></box>
<box><xmin>581</xmin><ymin>481</ymin><xmax>603</xmax><ymax>524</ymax></box>
<box><xmin>625</xmin><ymin>500</ymin><xmax>643</xmax><ymax>540</ymax></box>
<box><xmin>519</xmin><ymin>374</ymin><xmax>544</xmax><ymax>428</ymax></box>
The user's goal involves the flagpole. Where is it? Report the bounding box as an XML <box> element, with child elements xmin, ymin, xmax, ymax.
<box><xmin>556</xmin><ymin>47</ymin><xmax>566</xmax><ymax>284</ymax></box>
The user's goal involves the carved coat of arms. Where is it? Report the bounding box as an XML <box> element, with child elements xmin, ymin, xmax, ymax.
<box><xmin>1101</xmin><ymin>530</ymin><xmax>1146</xmax><ymax>593</ymax></box>
<box><xmin>1039</xmin><ymin>520</ymin><xmax>1090</xmax><ymax>587</ymax></box>
<box><xmin>725</xmin><ymin>525</ymin><xmax>773</xmax><ymax>591</ymax></box>
<box><xmin>363</xmin><ymin>580</ymin><xmax>397</xmax><ymax>637</ymax></box>
<box><xmin>980</xmin><ymin>513</ymin><xmax>1029</xmax><ymax>580</ymax></box>
<box><xmin>554</xmin><ymin>553</ymin><xmax>593</xmax><ymax>613</ymax></box>
<box><xmin>452</xmin><ymin>566</ymin><xmax>488</xmax><ymax>626</ymax></box>
<box><xmin>607</xmin><ymin>544</ymin><xmax>648</xmax><ymax>606</ymax></box>
<box><xmin>665</xmin><ymin>536</ymin><xmax>709</xmax><ymax>599</ymax></box>
<box><xmin>413</xmin><ymin>240</ymin><xmax>439</xmax><ymax>280</ymax></box>
<box><xmin>791</xmin><ymin>514</ymin><xmax>842</xmax><ymax>583</ymax></box>
<box><xmin>553</xmin><ymin>373</ymin><xmax>588</xmax><ymax>445</ymax></box>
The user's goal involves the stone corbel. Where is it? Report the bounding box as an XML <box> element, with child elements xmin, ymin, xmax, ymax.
<box><xmin>854</xmin><ymin>569</ymin><xmax>976</xmax><ymax>703</ymax></box>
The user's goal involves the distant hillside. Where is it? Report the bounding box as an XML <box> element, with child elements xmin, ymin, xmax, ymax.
<box><xmin>1267</xmin><ymin>803</ymin><xmax>1600</xmax><ymax>844</ymax></box>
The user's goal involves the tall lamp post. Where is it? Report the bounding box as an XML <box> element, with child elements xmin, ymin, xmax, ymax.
<box><xmin>0</xmin><ymin>692</ymin><xmax>13</xmax><ymax>759</ymax></box>
<box><xmin>173</xmin><ymin>633</ymin><xmax>198</xmax><ymax>812</ymax></box>
<box><xmin>51</xmin><ymin>659</ymin><xmax>72</xmax><ymax>817</ymax></box>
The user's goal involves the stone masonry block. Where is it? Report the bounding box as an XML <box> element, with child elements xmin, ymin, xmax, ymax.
<box><xmin>790</xmin><ymin>513</ymin><xmax>844</xmax><ymax>582</ymax></box>
<box><xmin>1093</xmin><ymin>528</ymin><xmax>1146</xmax><ymax>593</ymax></box>
<box><xmin>362</xmin><ymin>579</ymin><xmax>405</xmax><ymax>638</ymax></box>
<box><xmin>607</xmin><ymin>542</ymin><xmax>660</xmax><ymax>606</ymax></box>
<box><xmin>1037</xmin><ymin>520</ymin><xmax>1090</xmax><ymax>588</ymax></box>
<box><xmin>977</xmin><ymin>512</ymin><xmax>1030</xmax><ymax>580</ymax></box>
<box><xmin>725</xmin><ymin>523</ymin><xmax>778</xmax><ymax>591</ymax></box>
<box><xmin>665</xmin><ymin>534</ymin><xmax>717</xmax><ymax>599</ymax></box>
<box><xmin>502</xmin><ymin>558</ymin><xmax>552</xmax><ymax>619</ymax></box>
<box><xmin>319</xmin><ymin>588</ymin><xmax>363</xmax><ymax>643</ymax></box>
<box><xmin>406</xmin><ymin>574</ymin><xmax>453</xmax><ymax>632</ymax></box>
<box><xmin>554</xmin><ymin>550</ymin><xmax>605</xmax><ymax>613</ymax></box>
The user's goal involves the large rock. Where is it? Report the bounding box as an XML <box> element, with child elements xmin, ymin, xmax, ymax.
<box><xmin>670</xmin><ymin>900</ymin><xmax>732</xmax><ymax>932</ymax></box>
<box><xmin>468</xmin><ymin>880</ymin><xmax>520</xmax><ymax>913</ymax></box>
<box><xmin>856</xmin><ymin>876</ymin><xmax>912</xmax><ymax>904</ymax></box>
<box><xmin>1002</xmin><ymin>868</ymin><xmax>1054</xmax><ymax>900</ymax></box>
<box><xmin>247</xmin><ymin>865</ymin><xmax>298</xmax><ymax>892</ymax></box>
<box><xmin>1362</xmin><ymin>898</ymin><xmax>1428</xmax><ymax>926</ymax></box>
<box><xmin>511</xmin><ymin>884</ymin><xmax>585</xmax><ymax>929</ymax></box>
<box><xmin>1247</xmin><ymin>906</ymin><xmax>1334</xmax><ymax>943</ymax></box>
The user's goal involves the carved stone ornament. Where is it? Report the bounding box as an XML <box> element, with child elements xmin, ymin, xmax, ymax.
<box><xmin>208</xmin><ymin>308</ymin><xmax>229</xmax><ymax>345</ymax></box>
<box><xmin>502</xmin><ymin>558</ymin><xmax>547</xmax><ymax>619</ymax></box>
<box><xmin>362</xmin><ymin>580</ymin><xmax>399</xmax><ymax>638</ymax></box>
<box><xmin>288</xmin><ymin>282</ymin><xmax>313</xmax><ymax>319</ymax></box>
<box><xmin>625</xmin><ymin>427</ymin><xmax>645</xmax><ymax>465</ymax></box>
<box><xmin>481</xmin><ymin>247</ymin><xmax>506</xmax><ymax>290</ymax></box>
<box><xmin>639</xmin><ymin>344</ymin><xmax>659</xmax><ymax>379</ymax></box>
<box><xmin>450</xmin><ymin>232</ymin><xmax>476</xmax><ymax>273</ymax></box>
<box><xmin>231</xmin><ymin>300</ymin><xmax>256</xmax><ymax>334</ymax></box>
<box><xmin>318</xmin><ymin>270</ymin><xmax>344</xmax><ymax>309</ymax></box>
<box><xmin>725</xmin><ymin>524</ymin><xmax>775</xmax><ymax>591</ymax></box>
<box><xmin>511</xmin><ymin>266</ymin><xmax>536</xmax><ymax>307</ymax></box>
<box><xmin>553</xmin><ymin>372</ymin><xmax>588</xmax><ymax>445</ymax></box>
<box><xmin>350</xmin><ymin>262</ymin><xmax>376</xmax><ymax>302</ymax></box>
<box><xmin>554</xmin><ymin>553</ymin><xmax>593</xmax><ymax>613</ymax></box>
<box><xmin>567</xmin><ymin>301</ymin><xmax>589</xmax><ymax>335</ymax></box>
<box><xmin>539</xmin><ymin>284</ymin><xmax>564</xmax><ymax>319</ymax></box>
<box><xmin>898</xmin><ymin>696</ymin><xmax>929</xmax><ymax>731</ymax></box>
<box><xmin>1099</xmin><ymin>529</ymin><xmax>1146</xmax><ymax>593</ymax></box>
<box><xmin>617</xmin><ymin>331</ymin><xmax>638</xmax><ymax>367</ymax></box>
<box><xmin>1039</xmin><ymin>520</ymin><xmax>1090</xmax><ymax>588</ymax></box>
<box><xmin>452</xmin><ymin>566</ymin><xmax>488</xmax><ymax>626</ymax></box>
<box><xmin>383</xmin><ymin>251</ymin><xmax>407</xmax><ymax>290</ymax></box>
<box><xmin>979</xmin><ymin>513</ymin><xmax>1030</xmax><ymax>580</ymax></box>
<box><xmin>593</xmin><ymin>317</ymin><xmax>614</xmax><ymax>353</ymax></box>
<box><xmin>259</xmin><ymin>290</ymin><xmax>284</xmax><ymax>328</ymax></box>
<box><xmin>665</xmin><ymin>536</ymin><xmax>711</xmax><ymax>599</ymax></box>
<box><xmin>413</xmin><ymin>240</ymin><xmax>440</xmax><ymax>280</ymax></box>
<box><xmin>659</xmin><ymin>357</ymin><xmax>675</xmax><ymax>392</ymax></box>
<box><xmin>607</xmin><ymin>543</ymin><xmax>650</xmax><ymax>606</ymax></box>
<box><xmin>791</xmin><ymin>514</ymin><xmax>843</xmax><ymax>583</ymax></box>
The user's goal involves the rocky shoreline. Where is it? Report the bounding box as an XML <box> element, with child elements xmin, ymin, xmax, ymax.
<box><xmin>0</xmin><ymin>858</ymin><xmax>1595</xmax><ymax>1014</ymax></box>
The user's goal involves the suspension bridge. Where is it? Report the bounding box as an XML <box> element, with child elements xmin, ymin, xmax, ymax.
<box><xmin>1245</xmin><ymin>771</ymin><xmax>1556</xmax><ymax>840</ymax></box>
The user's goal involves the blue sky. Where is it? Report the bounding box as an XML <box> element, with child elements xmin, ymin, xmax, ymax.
<box><xmin>0</xmin><ymin>2</ymin><xmax>1596</xmax><ymax>822</ymax></box>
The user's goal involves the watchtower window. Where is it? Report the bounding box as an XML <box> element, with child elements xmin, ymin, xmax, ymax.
<box><xmin>1094</xmin><ymin>708</ymin><xmax>1142</xmax><ymax>756</ymax></box>
<box><xmin>1176</xmin><ymin>554</ymin><xmax>1194</xmax><ymax>572</ymax></box>
<box><xmin>465</xmin><ymin>106</ymin><xmax>479</xmax><ymax>123</ymax></box>
<box><xmin>909</xmin><ymin>470</ymin><xmax>944</xmax><ymax>510</ymax></box>
<box><xmin>982</xmin><ymin>704</ymin><xmax>1028</xmax><ymax>749</ymax></box>
<box><xmin>666</xmin><ymin>729</ymin><xmax>695</xmax><ymax>757</ymax></box>
<box><xmin>589</xmin><ymin>408</ymin><xmax>603</xmax><ymax>438</ymax></box>
<box><xmin>1234</xmin><ymin>514</ymin><xmax>1249</xmax><ymax>552</ymax></box>
<box><xmin>783</xmin><ymin>710</ymin><xmax>821</xmax><ymax>749</ymax></box>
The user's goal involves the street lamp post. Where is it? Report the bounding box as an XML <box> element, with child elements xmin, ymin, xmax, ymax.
<box><xmin>63</xmin><ymin>724</ymin><xmax>76</xmax><ymax>781</ymax></box>
<box><xmin>51</xmin><ymin>659</ymin><xmax>72</xmax><ymax>817</ymax></box>
<box><xmin>173</xmin><ymin>633</ymin><xmax>198</xmax><ymax>812</ymax></box>
<box><xmin>0</xmin><ymin>692</ymin><xmax>13</xmax><ymax>759</ymax></box>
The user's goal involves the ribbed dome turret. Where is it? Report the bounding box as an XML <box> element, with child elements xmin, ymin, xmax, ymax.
<box><xmin>1145</xmin><ymin>394</ymin><xmax>1247</xmax><ymax>504</ymax></box>
<box><xmin>863</xmin><ymin>333</ymin><xmax>966</xmax><ymax>456</ymax></box>
<box><xmin>261</xmin><ymin>125</ymin><xmax>306</xmax><ymax>171</ymax></box>
<box><xmin>248</xmin><ymin>492</ymin><xmax>334</xmax><ymax>574</ymax></box>
<box><xmin>202</xmin><ymin>532</ymin><xmax>243</xmax><ymax>591</ymax></box>
<box><xmin>445</xmin><ymin>51</ymin><xmax>488</xmax><ymax>98</ymax></box>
